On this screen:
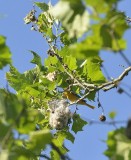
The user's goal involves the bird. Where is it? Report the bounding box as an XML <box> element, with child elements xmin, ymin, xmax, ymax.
<box><xmin>63</xmin><ymin>91</ymin><xmax>95</xmax><ymax>109</ymax></box>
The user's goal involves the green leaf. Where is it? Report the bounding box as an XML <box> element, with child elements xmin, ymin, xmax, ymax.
<box><xmin>0</xmin><ymin>36</ymin><xmax>11</xmax><ymax>69</ymax></box>
<box><xmin>0</xmin><ymin>123</ymin><xmax>11</xmax><ymax>142</ymax></box>
<box><xmin>30</xmin><ymin>50</ymin><xmax>42</xmax><ymax>68</ymax></box>
<box><xmin>72</xmin><ymin>114</ymin><xmax>87</xmax><ymax>134</ymax></box>
<box><xmin>64</xmin><ymin>55</ymin><xmax>77</xmax><ymax>70</ymax></box>
<box><xmin>56</xmin><ymin>130</ymin><xmax>75</xmax><ymax>144</ymax></box>
<box><xmin>109</xmin><ymin>111</ymin><xmax>117</xmax><ymax>119</ymax></box>
<box><xmin>44</xmin><ymin>56</ymin><xmax>63</xmax><ymax>72</ymax></box>
<box><xmin>60</xmin><ymin>30</ymin><xmax>77</xmax><ymax>46</ymax></box>
<box><xmin>37</xmin><ymin>8</ymin><xmax>55</xmax><ymax>39</ymax></box>
<box><xmin>69</xmin><ymin>39</ymin><xmax>100</xmax><ymax>60</ymax></box>
<box><xmin>27</xmin><ymin>130</ymin><xmax>52</xmax><ymax>154</ymax></box>
<box><xmin>35</xmin><ymin>2</ymin><xmax>49</xmax><ymax>12</ymax></box>
<box><xmin>83</xmin><ymin>56</ymin><xmax>106</xmax><ymax>84</ymax></box>
<box><xmin>50</xmin><ymin>150</ymin><xmax>60</xmax><ymax>160</ymax></box>
<box><xmin>50</xmin><ymin>1</ymin><xmax>89</xmax><ymax>38</ymax></box>
<box><xmin>40</xmin><ymin>78</ymin><xmax>56</xmax><ymax>91</ymax></box>
<box><xmin>85</xmin><ymin>0</ymin><xmax>111</xmax><ymax>13</ymax></box>
<box><xmin>0</xmin><ymin>89</ymin><xmax>23</xmax><ymax>124</ymax></box>
<box><xmin>17</xmin><ymin>108</ymin><xmax>38</xmax><ymax>134</ymax></box>
<box><xmin>0</xmin><ymin>89</ymin><xmax>37</xmax><ymax>133</ymax></box>
<box><xmin>112</xmin><ymin>38</ymin><xmax>126</xmax><ymax>51</ymax></box>
<box><xmin>6</xmin><ymin>65</ymin><xmax>25</xmax><ymax>91</ymax></box>
<box><xmin>8</xmin><ymin>144</ymin><xmax>37</xmax><ymax>160</ymax></box>
<box><xmin>100</xmin><ymin>25</ymin><xmax>112</xmax><ymax>48</ymax></box>
<box><xmin>6</xmin><ymin>65</ymin><xmax>41</xmax><ymax>91</ymax></box>
<box><xmin>104</xmin><ymin>128</ymin><xmax>131</xmax><ymax>160</ymax></box>
<box><xmin>52</xmin><ymin>131</ymin><xmax>71</xmax><ymax>157</ymax></box>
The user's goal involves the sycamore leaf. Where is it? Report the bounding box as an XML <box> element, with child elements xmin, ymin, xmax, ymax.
<box><xmin>27</xmin><ymin>130</ymin><xmax>52</xmax><ymax>154</ymax></box>
<box><xmin>56</xmin><ymin>131</ymin><xmax>75</xmax><ymax>144</ymax></box>
<box><xmin>50</xmin><ymin>150</ymin><xmax>60</xmax><ymax>160</ymax></box>
<box><xmin>104</xmin><ymin>128</ymin><xmax>131</xmax><ymax>160</ymax></box>
<box><xmin>50</xmin><ymin>0</ymin><xmax>89</xmax><ymax>38</ymax></box>
<box><xmin>30</xmin><ymin>50</ymin><xmax>42</xmax><ymax>67</ymax></box>
<box><xmin>0</xmin><ymin>123</ymin><xmax>11</xmax><ymax>142</ymax></box>
<box><xmin>83</xmin><ymin>56</ymin><xmax>106</xmax><ymax>84</ymax></box>
<box><xmin>0</xmin><ymin>89</ymin><xmax>37</xmax><ymax>133</ymax></box>
<box><xmin>6</xmin><ymin>65</ymin><xmax>40</xmax><ymax>91</ymax></box>
<box><xmin>35</xmin><ymin>2</ymin><xmax>49</xmax><ymax>12</ymax></box>
<box><xmin>0</xmin><ymin>36</ymin><xmax>11</xmax><ymax>69</ymax></box>
<box><xmin>64</xmin><ymin>55</ymin><xmax>77</xmax><ymax>70</ymax></box>
<box><xmin>72</xmin><ymin>114</ymin><xmax>87</xmax><ymax>134</ymax></box>
<box><xmin>60</xmin><ymin>30</ymin><xmax>77</xmax><ymax>46</ymax></box>
<box><xmin>0</xmin><ymin>89</ymin><xmax>23</xmax><ymax>124</ymax></box>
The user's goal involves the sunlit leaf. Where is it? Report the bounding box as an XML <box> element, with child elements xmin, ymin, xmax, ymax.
<box><xmin>50</xmin><ymin>0</ymin><xmax>89</xmax><ymax>38</ymax></box>
<box><xmin>64</xmin><ymin>55</ymin><xmax>77</xmax><ymax>70</ymax></box>
<box><xmin>83</xmin><ymin>56</ymin><xmax>106</xmax><ymax>84</ymax></box>
<box><xmin>50</xmin><ymin>150</ymin><xmax>60</xmax><ymax>160</ymax></box>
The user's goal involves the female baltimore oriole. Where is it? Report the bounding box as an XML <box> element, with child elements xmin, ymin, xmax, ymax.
<box><xmin>63</xmin><ymin>91</ymin><xmax>95</xmax><ymax>109</ymax></box>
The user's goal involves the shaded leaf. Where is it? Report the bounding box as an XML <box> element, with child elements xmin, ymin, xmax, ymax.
<box><xmin>104</xmin><ymin>128</ymin><xmax>131</xmax><ymax>160</ymax></box>
<box><xmin>60</xmin><ymin>30</ymin><xmax>77</xmax><ymax>46</ymax></box>
<box><xmin>0</xmin><ymin>89</ymin><xmax>23</xmax><ymax>124</ymax></box>
<box><xmin>100</xmin><ymin>25</ymin><xmax>112</xmax><ymax>48</ymax></box>
<box><xmin>27</xmin><ymin>130</ymin><xmax>52</xmax><ymax>154</ymax></box>
<box><xmin>56</xmin><ymin>130</ymin><xmax>75</xmax><ymax>144</ymax></box>
<box><xmin>35</xmin><ymin>2</ymin><xmax>49</xmax><ymax>12</ymax></box>
<box><xmin>30</xmin><ymin>50</ymin><xmax>42</xmax><ymax>67</ymax></box>
<box><xmin>0</xmin><ymin>36</ymin><xmax>11</xmax><ymax>69</ymax></box>
<box><xmin>72</xmin><ymin>114</ymin><xmax>87</xmax><ymax>134</ymax></box>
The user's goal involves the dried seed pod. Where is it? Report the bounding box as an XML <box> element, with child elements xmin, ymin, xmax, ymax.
<box><xmin>24</xmin><ymin>10</ymin><xmax>36</xmax><ymax>24</ymax></box>
<box><xmin>99</xmin><ymin>115</ymin><xmax>106</xmax><ymax>122</ymax></box>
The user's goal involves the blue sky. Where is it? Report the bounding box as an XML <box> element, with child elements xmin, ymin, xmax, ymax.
<box><xmin>0</xmin><ymin>0</ymin><xmax>131</xmax><ymax>160</ymax></box>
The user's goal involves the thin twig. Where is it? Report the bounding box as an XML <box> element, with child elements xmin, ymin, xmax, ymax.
<box><xmin>119</xmin><ymin>50</ymin><xmax>131</xmax><ymax>66</ymax></box>
<box><xmin>88</xmin><ymin>120</ymin><xmax>127</xmax><ymax>125</ymax></box>
<box><xmin>37</xmin><ymin>154</ymin><xmax>51</xmax><ymax>160</ymax></box>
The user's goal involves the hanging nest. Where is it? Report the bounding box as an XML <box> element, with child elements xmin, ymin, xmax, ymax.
<box><xmin>48</xmin><ymin>99</ymin><xmax>72</xmax><ymax>130</ymax></box>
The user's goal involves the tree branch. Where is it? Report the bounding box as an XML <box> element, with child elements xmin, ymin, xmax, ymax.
<box><xmin>98</xmin><ymin>66</ymin><xmax>131</xmax><ymax>91</ymax></box>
